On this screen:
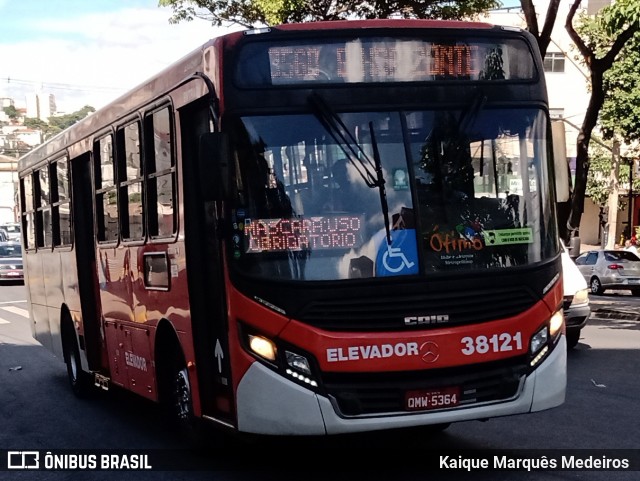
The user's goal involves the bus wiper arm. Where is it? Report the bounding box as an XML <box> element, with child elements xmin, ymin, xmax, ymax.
<box><xmin>369</xmin><ymin>121</ymin><xmax>392</xmax><ymax>246</ymax></box>
<box><xmin>308</xmin><ymin>93</ymin><xmax>379</xmax><ymax>188</ymax></box>
<box><xmin>308</xmin><ymin>93</ymin><xmax>392</xmax><ymax>244</ymax></box>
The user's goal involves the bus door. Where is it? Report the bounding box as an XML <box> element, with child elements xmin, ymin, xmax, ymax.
<box><xmin>179</xmin><ymin>96</ymin><xmax>234</xmax><ymax>424</ymax></box>
<box><xmin>70</xmin><ymin>152</ymin><xmax>104</xmax><ymax>371</ymax></box>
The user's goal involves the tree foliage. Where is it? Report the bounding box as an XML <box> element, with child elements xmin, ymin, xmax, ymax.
<box><xmin>2</xmin><ymin>105</ymin><xmax>19</xmax><ymax>120</ymax></box>
<box><xmin>24</xmin><ymin>105</ymin><xmax>96</xmax><ymax>141</ymax></box>
<box><xmin>599</xmin><ymin>34</ymin><xmax>640</xmax><ymax>144</ymax></box>
<box><xmin>158</xmin><ymin>0</ymin><xmax>501</xmax><ymax>27</ymax></box>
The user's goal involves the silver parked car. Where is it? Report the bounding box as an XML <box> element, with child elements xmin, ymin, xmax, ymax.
<box><xmin>574</xmin><ymin>249</ymin><xmax>640</xmax><ymax>295</ymax></box>
<box><xmin>0</xmin><ymin>241</ymin><xmax>23</xmax><ymax>282</ymax></box>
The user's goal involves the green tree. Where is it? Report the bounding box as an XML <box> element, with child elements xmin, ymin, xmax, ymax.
<box><xmin>23</xmin><ymin>105</ymin><xmax>95</xmax><ymax>142</ymax></box>
<box><xmin>48</xmin><ymin>105</ymin><xmax>95</xmax><ymax>131</ymax></box>
<box><xmin>158</xmin><ymin>0</ymin><xmax>501</xmax><ymax>27</ymax></box>
<box><xmin>3</xmin><ymin>105</ymin><xmax>19</xmax><ymax>120</ymax></box>
<box><xmin>599</xmin><ymin>33</ymin><xmax>640</xmax><ymax>144</ymax></box>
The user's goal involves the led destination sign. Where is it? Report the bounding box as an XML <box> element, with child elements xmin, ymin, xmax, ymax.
<box><xmin>236</xmin><ymin>37</ymin><xmax>535</xmax><ymax>86</ymax></box>
<box><xmin>245</xmin><ymin>215</ymin><xmax>363</xmax><ymax>253</ymax></box>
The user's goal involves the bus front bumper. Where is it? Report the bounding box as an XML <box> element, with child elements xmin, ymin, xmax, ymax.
<box><xmin>235</xmin><ymin>336</ymin><xmax>567</xmax><ymax>435</ymax></box>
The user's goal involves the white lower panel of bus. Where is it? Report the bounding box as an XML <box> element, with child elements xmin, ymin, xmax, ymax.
<box><xmin>235</xmin><ymin>336</ymin><xmax>567</xmax><ymax>435</ymax></box>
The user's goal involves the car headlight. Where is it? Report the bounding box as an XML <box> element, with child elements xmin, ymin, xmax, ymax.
<box><xmin>571</xmin><ymin>288</ymin><xmax>589</xmax><ymax>307</ymax></box>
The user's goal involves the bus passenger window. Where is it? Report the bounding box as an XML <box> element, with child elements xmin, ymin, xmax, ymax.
<box><xmin>117</xmin><ymin>122</ymin><xmax>144</xmax><ymax>241</ymax></box>
<box><xmin>20</xmin><ymin>175</ymin><xmax>36</xmax><ymax>249</ymax></box>
<box><xmin>94</xmin><ymin>135</ymin><xmax>119</xmax><ymax>243</ymax></box>
<box><xmin>145</xmin><ymin>107</ymin><xmax>176</xmax><ymax>238</ymax></box>
<box><xmin>50</xmin><ymin>158</ymin><xmax>72</xmax><ymax>247</ymax></box>
<box><xmin>36</xmin><ymin>167</ymin><xmax>52</xmax><ymax>248</ymax></box>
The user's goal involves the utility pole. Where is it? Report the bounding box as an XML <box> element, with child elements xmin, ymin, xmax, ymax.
<box><xmin>605</xmin><ymin>139</ymin><xmax>621</xmax><ymax>249</ymax></box>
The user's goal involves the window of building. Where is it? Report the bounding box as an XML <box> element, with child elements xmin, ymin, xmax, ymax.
<box><xmin>145</xmin><ymin>106</ymin><xmax>176</xmax><ymax>238</ymax></box>
<box><xmin>549</xmin><ymin>108</ymin><xmax>565</xmax><ymax>120</ymax></box>
<box><xmin>94</xmin><ymin>135</ymin><xmax>119</xmax><ymax>243</ymax></box>
<box><xmin>544</xmin><ymin>52</ymin><xmax>565</xmax><ymax>73</ymax></box>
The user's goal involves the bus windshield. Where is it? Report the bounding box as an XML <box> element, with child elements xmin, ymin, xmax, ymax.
<box><xmin>230</xmin><ymin>106</ymin><xmax>557</xmax><ymax>281</ymax></box>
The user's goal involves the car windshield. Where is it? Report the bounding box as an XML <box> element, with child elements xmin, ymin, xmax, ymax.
<box><xmin>228</xmin><ymin>107</ymin><xmax>558</xmax><ymax>281</ymax></box>
<box><xmin>0</xmin><ymin>244</ymin><xmax>21</xmax><ymax>257</ymax></box>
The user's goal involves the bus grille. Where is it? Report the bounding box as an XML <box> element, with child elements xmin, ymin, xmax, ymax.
<box><xmin>298</xmin><ymin>286</ymin><xmax>536</xmax><ymax>331</ymax></box>
<box><xmin>321</xmin><ymin>357</ymin><xmax>528</xmax><ymax>416</ymax></box>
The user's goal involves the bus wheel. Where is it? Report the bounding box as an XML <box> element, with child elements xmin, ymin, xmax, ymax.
<box><xmin>162</xmin><ymin>350</ymin><xmax>208</xmax><ymax>448</ymax></box>
<box><xmin>62</xmin><ymin>324</ymin><xmax>92</xmax><ymax>397</ymax></box>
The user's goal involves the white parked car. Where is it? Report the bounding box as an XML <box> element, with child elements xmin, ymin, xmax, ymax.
<box><xmin>562</xmin><ymin>242</ymin><xmax>590</xmax><ymax>349</ymax></box>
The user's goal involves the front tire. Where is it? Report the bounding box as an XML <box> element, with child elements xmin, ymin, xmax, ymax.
<box><xmin>160</xmin><ymin>348</ymin><xmax>209</xmax><ymax>448</ymax></box>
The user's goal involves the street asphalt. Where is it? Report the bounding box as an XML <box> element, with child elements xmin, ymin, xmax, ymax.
<box><xmin>588</xmin><ymin>295</ymin><xmax>640</xmax><ymax>322</ymax></box>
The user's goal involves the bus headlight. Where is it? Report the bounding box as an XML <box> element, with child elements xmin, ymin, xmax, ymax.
<box><xmin>549</xmin><ymin>310</ymin><xmax>564</xmax><ymax>338</ymax></box>
<box><xmin>248</xmin><ymin>334</ymin><xmax>277</xmax><ymax>362</ymax></box>
<box><xmin>530</xmin><ymin>326</ymin><xmax>549</xmax><ymax>356</ymax></box>
<box><xmin>530</xmin><ymin>310</ymin><xmax>564</xmax><ymax>367</ymax></box>
<box><xmin>285</xmin><ymin>351</ymin><xmax>318</xmax><ymax>387</ymax></box>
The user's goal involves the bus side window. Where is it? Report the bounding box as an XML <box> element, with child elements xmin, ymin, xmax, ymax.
<box><xmin>35</xmin><ymin>166</ymin><xmax>52</xmax><ymax>248</ymax></box>
<box><xmin>20</xmin><ymin>174</ymin><xmax>36</xmax><ymax>249</ymax></box>
<box><xmin>94</xmin><ymin>135</ymin><xmax>119</xmax><ymax>243</ymax></box>
<box><xmin>116</xmin><ymin>121</ymin><xmax>144</xmax><ymax>241</ymax></box>
<box><xmin>52</xmin><ymin>158</ymin><xmax>72</xmax><ymax>247</ymax></box>
<box><xmin>144</xmin><ymin>106</ymin><xmax>177</xmax><ymax>238</ymax></box>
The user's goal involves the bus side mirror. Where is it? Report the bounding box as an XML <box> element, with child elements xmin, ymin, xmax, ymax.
<box><xmin>198</xmin><ymin>132</ymin><xmax>230</xmax><ymax>201</ymax></box>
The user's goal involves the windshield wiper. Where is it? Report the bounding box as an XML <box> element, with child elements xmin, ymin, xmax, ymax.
<box><xmin>369</xmin><ymin>121</ymin><xmax>392</xmax><ymax>245</ymax></box>
<box><xmin>308</xmin><ymin>93</ymin><xmax>379</xmax><ymax>188</ymax></box>
<box><xmin>308</xmin><ymin>93</ymin><xmax>392</xmax><ymax>245</ymax></box>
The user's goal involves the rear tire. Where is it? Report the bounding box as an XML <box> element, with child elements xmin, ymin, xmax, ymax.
<box><xmin>590</xmin><ymin>277</ymin><xmax>604</xmax><ymax>295</ymax></box>
<box><xmin>62</xmin><ymin>324</ymin><xmax>92</xmax><ymax>397</ymax></box>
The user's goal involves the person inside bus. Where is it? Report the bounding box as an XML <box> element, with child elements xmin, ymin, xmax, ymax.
<box><xmin>323</xmin><ymin>156</ymin><xmax>353</xmax><ymax>212</ymax></box>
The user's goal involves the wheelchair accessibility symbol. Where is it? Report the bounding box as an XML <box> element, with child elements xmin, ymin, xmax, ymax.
<box><xmin>375</xmin><ymin>229</ymin><xmax>418</xmax><ymax>276</ymax></box>
<box><xmin>382</xmin><ymin>244</ymin><xmax>415</xmax><ymax>273</ymax></box>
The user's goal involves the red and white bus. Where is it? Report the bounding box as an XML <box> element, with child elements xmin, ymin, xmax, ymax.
<box><xmin>18</xmin><ymin>19</ymin><xmax>567</xmax><ymax>437</ymax></box>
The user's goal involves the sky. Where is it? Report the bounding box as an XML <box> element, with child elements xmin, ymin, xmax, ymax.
<box><xmin>0</xmin><ymin>0</ymin><xmax>242</xmax><ymax>113</ymax></box>
<box><xmin>0</xmin><ymin>0</ymin><xmax>522</xmax><ymax>114</ymax></box>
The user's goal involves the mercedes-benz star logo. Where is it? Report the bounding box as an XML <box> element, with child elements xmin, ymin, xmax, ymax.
<box><xmin>420</xmin><ymin>341</ymin><xmax>440</xmax><ymax>363</ymax></box>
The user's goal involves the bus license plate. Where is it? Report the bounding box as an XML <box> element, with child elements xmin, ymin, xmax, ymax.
<box><xmin>405</xmin><ymin>386</ymin><xmax>460</xmax><ymax>411</ymax></box>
